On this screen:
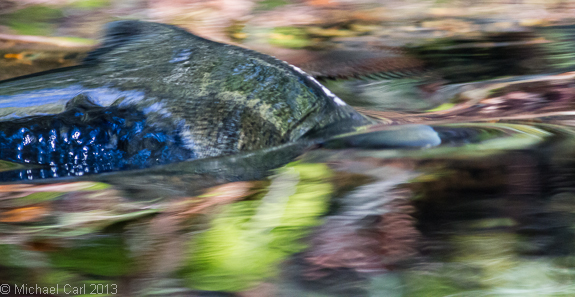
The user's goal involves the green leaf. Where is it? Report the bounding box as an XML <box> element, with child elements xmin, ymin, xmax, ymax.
<box><xmin>1</xmin><ymin>6</ymin><xmax>64</xmax><ymax>36</ymax></box>
<box><xmin>426</xmin><ymin>103</ymin><xmax>455</xmax><ymax>112</ymax></box>
<box><xmin>255</xmin><ymin>0</ymin><xmax>290</xmax><ymax>11</ymax></box>
<box><xmin>71</xmin><ymin>0</ymin><xmax>111</xmax><ymax>9</ymax></box>
<box><xmin>268</xmin><ymin>27</ymin><xmax>311</xmax><ymax>49</ymax></box>
<box><xmin>49</xmin><ymin>236</ymin><xmax>134</xmax><ymax>277</ymax></box>
<box><xmin>182</xmin><ymin>162</ymin><xmax>333</xmax><ymax>291</ymax></box>
<box><xmin>14</xmin><ymin>192</ymin><xmax>64</xmax><ymax>207</ymax></box>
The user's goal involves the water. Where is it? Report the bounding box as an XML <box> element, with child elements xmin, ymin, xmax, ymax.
<box><xmin>2</xmin><ymin>21</ymin><xmax>575</xmax><ymax>297</ymax></box>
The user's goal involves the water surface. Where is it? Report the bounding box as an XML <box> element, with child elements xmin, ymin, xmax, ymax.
<box><xmin>2</xmin><ymin>19</ymin><xmax>575</xmax><ymax>297</ymax></box>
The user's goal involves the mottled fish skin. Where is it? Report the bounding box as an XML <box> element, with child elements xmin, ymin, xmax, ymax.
<box><xmin>0</xmin><ymin>20</ymin><xmax>372</xmax><ymax>178</ymax></box>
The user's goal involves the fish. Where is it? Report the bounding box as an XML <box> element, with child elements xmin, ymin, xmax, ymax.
<box><xmin>0</xmin><ymin>20</ymin><xmax>372</xmax><ymax>180</ymax></box>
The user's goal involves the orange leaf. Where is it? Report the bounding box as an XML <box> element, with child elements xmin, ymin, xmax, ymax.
<box><xmin>4</xmin><ymin>53</ymin><xmax>24</xmax><ymax>60</ymax></box>
<box><xmin>307</xmin><ymin>0</ymin><xmax>334</xmax><ymax>7</ymax></box>
<box><xmin>0</xmin><ymin>205</ymin><xmax>48</xmax><ymax>222</ymax></box>
<box><xmin>0</xmin><ymin>184</ymin><xmax>33</xmax><ymax>192</ymax></box>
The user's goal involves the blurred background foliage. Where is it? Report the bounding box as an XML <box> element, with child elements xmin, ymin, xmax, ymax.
<box><xmin>2</xmin><ymin>1</ymin><xmax>575</xmax><ymax>296</ymax></box>
<box><xmin>1</xmin><ymin>0</ymin><xmax>574</xmax><ymax>57</ymax></box>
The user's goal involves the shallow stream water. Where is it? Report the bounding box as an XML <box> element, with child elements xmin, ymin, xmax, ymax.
<box><xmin>1</xmin><ymin>17</ymin><xmax>575</xmax><ymax>297</ymax></box>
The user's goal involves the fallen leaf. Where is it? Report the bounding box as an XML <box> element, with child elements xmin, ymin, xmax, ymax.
<box><xmin>24</xmin><ymin>240</ymin><xmax>59</xmax><ymax>252</ymax></box>
<box><xmin>180</xmin><ymin>181</ymin><xmax>256</xmax><ymax>215</ymax></box>
<box><xmin>0</xmin><ymin>205</ymin><xmax>49</xmax><ymax>222</ymax></box>
<box><xmin>0</xmin><ymin>182</ymin><xmax>109</xmax><ymax>193</ymax></box>
<box><xmin>306</xmin><ymin>0</ymin><xmax>334</xmax><ymax>7</ymax></box>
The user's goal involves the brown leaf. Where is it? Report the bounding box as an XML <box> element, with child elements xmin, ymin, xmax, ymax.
<box><xmin>180</xmin><ymin>181</ymin><xmax>257</xmax><ymax>215</ymax></box>
<box><xmin>133</xmin><ymin>181</ymin><xmax>260</xmax><ymax>277</ymax></box>
<box><xmin>24</xmin><ymin>240</ymin><xmax>59</xmax><ymax>252</ymax></box>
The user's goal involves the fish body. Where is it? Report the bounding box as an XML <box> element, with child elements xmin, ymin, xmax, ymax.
<box><xmin>0</xmin><ymin>21</ymin><xmax>371</xmax><ymax>179</ymax></box>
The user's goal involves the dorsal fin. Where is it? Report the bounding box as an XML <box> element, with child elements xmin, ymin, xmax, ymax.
<box><xmin>82</xmin><ymin>20</ymin><xmax>143</xmax><ymax>65</ymax></box>
<box><xmin>65</xmin><ymin>94</ymin><xmax>101</xmax><ymax>110</ymax></box>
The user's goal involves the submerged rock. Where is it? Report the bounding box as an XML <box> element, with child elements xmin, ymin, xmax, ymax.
<box><xmin>0</xmin><ymin>20</ymin><xmax>372</xmax><ymax>179</ymax></box>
